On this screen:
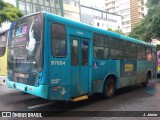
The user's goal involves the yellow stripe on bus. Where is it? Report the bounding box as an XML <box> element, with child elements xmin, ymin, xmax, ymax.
<box><xmin>0</xmin><ymin>47</ymin><xmax>7</xmax><ymax>76</ymax></box>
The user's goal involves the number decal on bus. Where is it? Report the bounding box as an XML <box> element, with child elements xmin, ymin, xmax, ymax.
<box><xmin>51</xmin><ymin>61</ymin><xmax>66</xmax><ymax>65</ymax></box>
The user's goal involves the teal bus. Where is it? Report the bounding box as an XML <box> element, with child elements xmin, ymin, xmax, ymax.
<box><xmin>7</xmin><ymin>12</ymin><xmax>157</xmax><ymax>101</ymax></box>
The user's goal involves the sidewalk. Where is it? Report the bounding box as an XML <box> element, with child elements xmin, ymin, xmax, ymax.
<box><xmin>0</xmin><ymin>76</ymin><xmax>6</xmax><ymax>86</ymax></box>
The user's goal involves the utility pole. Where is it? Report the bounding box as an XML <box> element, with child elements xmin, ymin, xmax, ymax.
<box><xmin>54</xmin><ymin>0</ymin><xmax>64</xmax><ymax>16</ymax></box>
<box><xmin>59</xmin><ymin>0</ymin><xmax>64</xmax><ymax>17</ymax></box>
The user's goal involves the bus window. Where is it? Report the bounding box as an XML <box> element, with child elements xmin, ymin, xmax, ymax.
<box><xmin>152</xmin><ymin>48</ymin><xmax>156</xmax><ymax>61</ymax></box>
<box><xmin>71</xmin><ymin>39</ymin><xmax>79</xmax><ymax>65</ymax></box>
<box><xmin>82</xmin><ymin>41</ymin><xmax>88</xmax><ymax>66</ymax></box>
<box><xmin>8</xmin><ymin>13</ymin><xmax>43</xmax><ymax>85</ymax></box>
<box><xmin>137</xmin><ymin>45</ymin><xmax>146</xmax><ymax>60</ymax></box>
<box><xmin>51</xmin><ymin>23</ymin><xmax>66</xmax><ymax>57</ymax></box>
<box><xmin>117</xmin><ymin>40</ymin><xmax>125</xmax><ymax>59</ymax></box>
<box><xmin>93</xmin><ymin>34</ymin><xmax>105</xmax><ymax>59</ymax></box>
<box><xmin>146</xmin><ymin>47</ymin><xmax>152</xmax><ymax>61</ymax></box>
<box><xmin>125</xmin><ymin>42</ymin><xmax>136</xmax><ymax>60</ymax></box>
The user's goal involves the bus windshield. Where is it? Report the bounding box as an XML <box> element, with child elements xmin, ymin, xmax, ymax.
<box><xmin>0</xmin><ymin>32</ymin><xmax>7</xmax><ymax>57</ymax></box>
<box><xmin>8</xmin><ymin>13</ymin><xmax>43</xmax><ymax>85</ymax></box>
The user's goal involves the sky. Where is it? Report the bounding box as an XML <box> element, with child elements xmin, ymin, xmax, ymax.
<box><xmin>4</xmin><ymin>0</ymin><xmax>16</xmax><ymax>6</ymax></box>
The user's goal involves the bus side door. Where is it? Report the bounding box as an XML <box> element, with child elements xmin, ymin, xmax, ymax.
<box><xmin>70</xmin><ymin>36</ymin><xmax>90</xmax><ymax>97</ymax></box>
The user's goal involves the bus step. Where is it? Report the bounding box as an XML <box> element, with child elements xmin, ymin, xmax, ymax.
<box><xmin>72</xmin><ymin>95</ymin><xmax>88</xmax><ymax>102</ymax></box>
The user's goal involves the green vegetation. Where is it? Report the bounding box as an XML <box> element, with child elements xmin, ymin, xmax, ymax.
<box><xmin>157</xmin><ymin>44</ymin><xmax>160</xmax><ymax>51</ymax></box>
<box><xmin>0</xmin><ymin>0</ymin><xmax>23</xmax><ymax>26</ymax></box>
<box><xmin>107</xmin><ymin>28</ymin><xmax>124</xmax><ymax>35</ymax></box>
<box><xmin>129</xmin><ymin>0</ymin><xmax>160</xmax><ymax>43</ymax></box>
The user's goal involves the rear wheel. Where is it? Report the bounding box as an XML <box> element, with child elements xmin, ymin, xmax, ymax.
<box><xmin>142</xmin><ymin>74</ymin><xmax>150</xmax><ymax>87</ymax></box>
<box><xmin>103</xmin><ymin>77</ymin><xmax>115</xmax><ymax>98</ymax></box>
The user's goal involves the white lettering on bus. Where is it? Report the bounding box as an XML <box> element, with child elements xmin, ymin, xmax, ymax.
<box><xmin>51</xmin><ymin>61</ymin><xmax>66</xmax><ymax>65</ymax></box>
<box><xmin>77</xmin><ymin>31</ymin><xmax>83</xmax><ymax>35</ymax></box>
<box><xmin>100</xmin><ymin>62</ymin><xmax>106</xmax><ymax>66</ymax></box>
<box><xmin>51</xmin><ymin>79</ymin><xmax>61</xmax><ymax>84</ymax></box>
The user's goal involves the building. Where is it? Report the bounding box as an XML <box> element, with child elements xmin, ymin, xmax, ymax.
<box><xmin>81</xmin><ymin>5</ymin><xmax>122</xmax><ymax>31</ymax></box>
<box><xmin>16</xmin><ymin>0</ymin><xmax>80</xmax><ymax>22</ymax></box>
<box><xmin>80</xmin><ymin>0</ymin><xmax>106</xmax><ymax>10</ymax></box>
<box><xmin>105</xmin><ymin>0</ymin><xmax>147</xmax><ymax>34</ymax></box>
<box><xmin>0</xmin><ymin>0</ymin><xmax>80</xmax><ymax>31</ymax></box>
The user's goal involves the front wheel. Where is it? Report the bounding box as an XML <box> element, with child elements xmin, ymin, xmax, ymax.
<box><xmin>103</xmin><ymin>77</ymin><xmax>115</xmax><ymax>98</ymax></box>
<box><xmin>142</xmin><ymin>74</ymin><xmax>150</xmax><ymax>87</ymax></box>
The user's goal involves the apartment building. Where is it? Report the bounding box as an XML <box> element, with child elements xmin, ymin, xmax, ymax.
<box><xmin>1</xmin><ymin>0</ymin><xmax>122</xmax><ymax>31</ymax></box>
<box><xmin>81</xmin><ymin>5</ymin><xmax>122</xmax><ymax>31</ymax></box>
<box><xmin>0</xmin><ymin>0</ymin><xmax>80</xmax><ymax>31</ymax></box>
<box><xmin>3</xmin><ymin>0</ymin><xmax>80</xmax><ymax>21</ymax></box>
<box><xmin>105</xmin><ymin>0</ymin><xmax>147</xmax><ymax>34</ymax></box>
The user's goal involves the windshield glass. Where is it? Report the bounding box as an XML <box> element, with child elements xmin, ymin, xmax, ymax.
<box><xmin>8</xmin><ymin>13</ymin><xmax>43</xmax><ymax>85</ymax></box>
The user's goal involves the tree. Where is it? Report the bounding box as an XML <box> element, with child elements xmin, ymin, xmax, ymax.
<box><xmin>157</xmin><ymin>44</ymin><xmax>160</xmax><ymax>51</ymax></box>
<box><xmin>129</xmin><ymin>0</ymin><xmax>160</xmax><ymax>42</ymax></box>
<box><xmin>107</xmin><ymin>28</ymin><xmax>125</xmax><ymax>35</ymax></box>
<box><xmin>0</xmin><ymin>0</ymin><xmax>23</xmax><ymax>26</ymax></box>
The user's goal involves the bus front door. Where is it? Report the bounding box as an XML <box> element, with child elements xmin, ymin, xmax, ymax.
<box><xmin>71</xmin><ymin>36</ymin><xmax>90</xmax><ymax>97</ymax></box>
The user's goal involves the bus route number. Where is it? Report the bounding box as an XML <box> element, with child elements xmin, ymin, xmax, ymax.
<box><xmin>51</xmin><ymin>61</ymin><xmax>66</xmax><ymax>66</ymax></box>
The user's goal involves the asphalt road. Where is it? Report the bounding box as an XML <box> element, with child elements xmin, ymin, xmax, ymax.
<box><xmin>0</xmin><ymin>79</ymin><xmax>160</xmax><ymax>120</ymax></box>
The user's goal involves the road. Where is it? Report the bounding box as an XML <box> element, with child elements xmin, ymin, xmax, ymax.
<box><xmin>0</xmin><ymin>79</ymin><xmax>160</xmax><ymax>120</ymax></box>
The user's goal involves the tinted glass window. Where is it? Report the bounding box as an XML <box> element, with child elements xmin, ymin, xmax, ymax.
<box><xmin>109</xmin><ymin>38</ymin><xmax>124</xmax><ymax>59</ymax></box>
<box><xmin>7</xmin><ymin>13</ymin><xmax>43</xmax><ymax>86</ymax></box>
<box><xmin>146</xmin><ymin>47</ymin><xmax>152</xmax><ymax>61</ymax></box>
<box><xmin>82</xmin><ymin>41</ymin><xmax>89</xmax><ymax>66</ymax></box>
<box><xmin>104</xmin><ymin>36</ymin><xmax>109</xmax><ymax>47</ymax></box>
<box><xmin>93</xmin><ymin>33</ymin><xmax>109</xmax><ymax>59</ymax></box>
<box><xmin>125</xmin><ymin>41</ymin><xmax>137</xmax><ymax>60</ymax></box>
<box><xmin>71</xmin><ymin>39</ymin><xmax>78</xmax><ymax>65</ymax></box>
<box><xmin>126</xmin><ymin>42</ymin><xmax>136</xmax><ymax>51</ymax></box>
<box><xmin>117</xmin><ymin>40</ymin><xmax>125</xmax><ymax>50</ymax></box>
<box><xmin>137</xmin><ymin>45</ymin><xmax>146</xmax><ymax>60</ymax></box>
<box><xmin>152</xmin><ymin>48</ymin><xmax>156</xmax><ymax>61</ymax></box>
<box><xmin>110</xmin><ymin>38</ymin><xmax>117</xmax><ymax>49</ymax></box>
<box><xmin>51</xmin><ymin>23</ymin><xmax>66</xmax><ymax>57</ymax></box>
<box><xmin>8</xmin><ymin>13</ymin><xmax>43</xmax><ymax>67</ymax></box>
<box><xmin>93</xmin><ymin>34</ymin><xmax>103</xmax><ymax>47</ymax></box>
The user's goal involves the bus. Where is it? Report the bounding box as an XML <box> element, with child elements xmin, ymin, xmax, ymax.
<box><xmin>0</xmin><ymin>29</ymin><xmax>8</xmax><ymax>79</ymax></box>
<box><xmin>6</xmin><ymin>12</ymin><xmax>157</xmax><ymax>101</ymax></box>
<box><xmin>157</xmin><ymin>51</ymin><xmax>160</xmax><ymax>77</ymax></box>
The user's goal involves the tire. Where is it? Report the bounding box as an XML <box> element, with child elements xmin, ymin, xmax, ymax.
<box><xmin>142</xmin><ymin>74</ymin><xmax>150</xmax><ymax>87</ymax></box>
<box><xmin>103</xmin><ymin>77</ymin><xmax>115</xmax><ymax>98</ymax></box>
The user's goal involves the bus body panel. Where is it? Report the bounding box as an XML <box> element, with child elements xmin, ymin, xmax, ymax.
<box><xmin>92</xmin><ymin>60</ymin><xmax>119</xmax><ymax>93</ymax></box>
<box><xmin>6</xmin><ymin>79</ymin><xmax>49</xmax><ymax>99</ymax></box>
<box><xmin>45</xmin><ymin>14</ymin><xmax>93</xmax><ymax>99</ymax></box>
<box><xmin>0</xmin><ymin>48</ymin><xmax>7</xmax><ymax>76</ymax></box>
<box><xmin>0</xmin><ymin>30</ymin><xmax>8</xmax><ymax>76</ymax></box>
<box><xmin>6</xmin><ymin>12</ymin><xmax>157</xmax><ymax>101</ymax></box>
<box><xmin>157</xmin><ymin>51</ymin><xmax>160</xmax><ymax>77</ymax></box>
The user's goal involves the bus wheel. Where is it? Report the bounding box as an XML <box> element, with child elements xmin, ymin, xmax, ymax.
<box><xmin>103</xmin><ymin>77</ymin><xmax>115</xmax><ymax>98</ymax></box>
<box><xmin>142</xmin><ymin>74</ymin><xmax>150</xmax><ymax>87</ymax></box>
